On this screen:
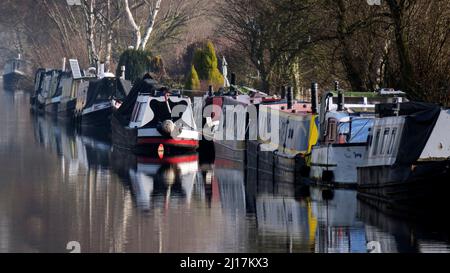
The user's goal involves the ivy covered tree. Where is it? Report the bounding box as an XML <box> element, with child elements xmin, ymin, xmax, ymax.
<box><xmin>116</xmin><ymin>49</ymin><xmax>152</xmax><ymax>83</ymax></box>
<box><xmin>185</xmin><ymin>65</ymin><xmax>201</xmax><ymax>90</ymax></box>
<box><xmin>150</xmin><ymin>55</ymin><xmax>167</xmax><ymax>80</ymax></box>
<box><xmin>116</xmin><ymin>49</ymin><xmax>169</xmax><ymax>83</ymax></box>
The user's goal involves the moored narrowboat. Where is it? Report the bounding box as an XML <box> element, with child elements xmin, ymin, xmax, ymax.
<box><xmin>309</xmin><ymin>84</ymin><xmax>375</xmax><ymax>187</ymax></box>
<box><xmin>112</xmin><ymin>75</ymin><xmax>199</xmax><ymax>156</ymax></box>
<box><xmin>2</xmin><ymin>54</ymin><xmax>32</xmax><ymax>90</ymax></box>
<box><xmin>74</xmin><ymin>75</ymin><xmax>127</xmax><ymax>127</ymax></box>
<box><xmin>357</xmin><ymin>101</ymin><xmax>450</xmax><ymax>204</ymax></box>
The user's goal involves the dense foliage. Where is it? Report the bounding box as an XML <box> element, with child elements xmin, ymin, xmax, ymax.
<box><xmin>185</xmin><ymin>65</ymin><xmax>201</xmax><ymax>90</ymax></box>
<box><xmin>1</xmin><ymin>0</ymin><xmax>449</xmax><ymax>105</ymax></box>
<box><xmin>116</xmin><ymin>49</ymin><xmax>153</xmax><ymax>84</ymax></box>
<box><xmin>218</xmin><ymin>0</ymin><xmax>450</xmax><ymax>105</ymax></box>
<box><xmin>191</xmin><ymin>41</ymin><xmax>224</xmax><ymax>90</ymax></box>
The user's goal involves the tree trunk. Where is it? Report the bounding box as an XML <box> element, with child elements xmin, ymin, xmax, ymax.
<box><xmin>123</xmin><ymin>0</ymin><xmax>142</xmax><ymax>49</ymax></box>
<box><xmin>89</xmin><ymin>0</ymin><xmax>98</xmax><ymax>65</ymax></box>
<box><xmin>336</xmin><ymin>0</ymin><xmax>366</xmax><ymax>92</ymax></box>
<box><xmin>139</xmin><ymin>0</ymin><xmax>161</xmax><ymax>50</ymax></box>
<box><xmin>386</xmin><ymin>0</ymin><xmax>417</xmax><ymax>97</ymax></box>
<box><xmin>105</xmin><ymin>0</ymin><xmax>112</xmax><ymax>71</ymax></box>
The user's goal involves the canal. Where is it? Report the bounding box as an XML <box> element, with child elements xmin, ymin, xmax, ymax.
<box><xmin>1</xmin><ymin>85</ymin><xmax>450</xmax><ymax>253</ymax></box>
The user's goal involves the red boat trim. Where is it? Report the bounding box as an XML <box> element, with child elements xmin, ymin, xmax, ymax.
<box><xmin>137</xmin><ymin>138</ymin><xmax>199</xmax><ymax>147</ymax></box>
<box><xmin>137</xmin><ymin>154</ymin><xmax>199</xmax><ymax>164</ymax></box>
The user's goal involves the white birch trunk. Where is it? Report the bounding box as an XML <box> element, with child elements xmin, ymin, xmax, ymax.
<box><xmin>139</xmin><ymin>0</ymin><xmax>162</xmax><ymax>50</ymax></box>
<box><xmin>123</xmin><ymin>0</ymin><xmax>142</xmax><ymax>49</ymax></box>
<box><xmin>88</xmin><ymin>0</ymin><xmax>97</xmax><ymax>63</ymax></box>
<box><xmin>105</xmin><ymin>0</ymin><xmax>112</xmax><ymax>71</ymax></box>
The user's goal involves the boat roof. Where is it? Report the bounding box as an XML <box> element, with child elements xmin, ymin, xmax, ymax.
<box><xmin>375</xmin><ymin>101</ymin><xmax>441</xmax><ymax>117</ymax></box>
<box><xmin>262</xmin><ymin>101</ymin><xmax>312</xmax><ymax>115</ymax></box>
<box><xmin>6</xmin><ymin>57</ymin><xmax>30</xmax><ymax>64</ymax></box>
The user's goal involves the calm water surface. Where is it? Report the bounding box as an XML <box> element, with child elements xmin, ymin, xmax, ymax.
<box><xmin>1</xmin><ymin>85</ymin><xmax>450</xmax><ymax>253</ymax></box>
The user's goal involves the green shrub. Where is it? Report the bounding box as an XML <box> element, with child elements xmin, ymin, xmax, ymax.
<box><xmin>185</xmin><ymin>65</ymin><xmax>201</xmax><ymax>90</ymax></box>
<box><xmin>191</xmin><ymin>41</ymin><xmax>224</xmax><ymax>89</ymax></box>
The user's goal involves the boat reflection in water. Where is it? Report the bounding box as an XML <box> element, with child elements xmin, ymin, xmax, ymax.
<box><xmin>121</xmin><ymin>151</ymin><xmax>200</xmax><ymax>211</ymax></box>
<box><xmin>358</xmin><ymin>198</ymin><xmax>450</xmax><ymax>253</ymax></box>
<box><xmin>32</xmin><ymin>113</ymin><xmax>111</xmax><ymax>170</ymax></box>
<box><xmin>3</xmin><ymin>89</ymin><xmax>447</xmax><ymax>252</ymax></box>
<box><xmin>245</xmin><ymin>149</ymin><xmax>367</xmax><ymax>252</ymax></box>
<box><xmin>309</xmin><ymin>188</ymin><xmax>367</xmax><ymax>253</ymax></box>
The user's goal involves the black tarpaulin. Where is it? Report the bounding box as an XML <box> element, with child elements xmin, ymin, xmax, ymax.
<box><xmin>376</xmin><ymin>101</ymin><xmax>440</xmax><ymax>117</ymax></box>
<box><xmin>393</xmin><ymin>102</ymin><xmax>441</xmax><ymax>165</ymax></box>
<box><xmin>84</xmin><ymin>77</ymin><xmax>126</xmax><ymax>109</ymax></box>
<box><xmin>118</xmin><ymin>78</ymin><xmax>132</xmax><ymax>96</ymax></box>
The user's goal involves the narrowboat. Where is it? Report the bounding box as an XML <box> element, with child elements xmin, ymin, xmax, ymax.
<box><xmin>357</xmin><ymin>101</ymin><xmax>450</xmax><ymax>204</ymax></box>
<box><xmin>112</xmin><ymin>75</ymin><xmax>199</xmax><ymax>156</ymax></box>
<box><xmin>74</xmin><ymin>75</ymin><xmax>128</xmax><ymax>127</ymax></box>
<box><xmin>203</xmin><ymin>92</ymin><xmax>263</xmax><ymax>163</ymax></box>
<box><xmin>201</xmin><ymin>73</ymin><xmax>270</xmax><ymax>163</ymax></box>
<box><xmin>309</xmin><ymin>85</ymin><xmax>375</xmax><ymax>187</ymax></box>
<box><xmin>2</xmin><ymin>54</ymin><xmax>31</xmax><ymax>90</ymax></box>
<box><xmin>33</xmin><ymin>69</ymin><xmax>62</xmax><ymax>112</ymax></box>
<box><xmin>309</xmin><ymin>84</ymin><xmax>413</xmax><ymax>187</ymax></box>
<box><xmin>56</xmin><ymin>72</ymin><xmax>86</xmax><ymax>118</ymax></box>
<box><xmin>246</xmin><ymin>85</ymin><xmax>319</xmax><ymax>184</ymax></box>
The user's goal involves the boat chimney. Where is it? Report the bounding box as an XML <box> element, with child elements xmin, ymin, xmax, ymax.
<box><xmin>286</xmin><ymin>86</ymin><xmax>294</xmax><ymax>110</ymax></box>
<box><xmin>336</xmin><ymin>81</ymin><xmax>344</xmax><ymax>111</ymax></box>
<box><xmin>281</xmin><ymin>86</ymin><xmax>286</xmax><ymax>99</ymax></box>
<box><xmin>98</xmin><ymin>63</ymin><xmax>105</xmax><ymax>77</ymax></box>
<box><xmin>230</xmin><ymin>73</ymin><xmax>236</xmax><ymax>95</ymax></box>
<box><xmin>208</xmin><ymin>85</ymin><xmax>214</xmax><ymax>97</ymax></box>
<box><xmin>62</xmin><ymin>57</ymin><xmax>66</xmax><ymax>72</ymax></box>
<box><xmin>311</xmin><ymin>82</ymin><xmax>319</xmax><ymax>114</ymax></box>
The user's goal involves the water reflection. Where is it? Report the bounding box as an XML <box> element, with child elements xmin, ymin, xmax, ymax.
<box><xmin>310</xmin><ymin>188</ymin><xmax>366</xmax><ymax>253</ymax></box>
<box><xmin>358</xmin><ymin>198</ymin><xmax>450</xmax><ymax>253</ymax></box>
<box><xmin>1</xmin><ymin>86</ymin><xmax>450</xmax><ymax>253</ymax></box>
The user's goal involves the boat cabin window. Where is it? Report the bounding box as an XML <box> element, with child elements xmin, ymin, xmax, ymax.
<box><xmin>326</xmin><ymin>118</ymin><xmax>337</xmax><ymax>143</ymax></box>
<box><xmin>381</xmin><ymin>128</ymin><xmax>390</xmax><ymax>154</ymax></box>
<box><xmin>337</xmin><ymin>118</ymin><xmax>373</xmax><ymax>144</ymax></box>
<box><xmin>12</xmin><ymin>60</ymin><xmax>20</xmax><ymax>71</ymax></box>
<box><xmin>131</xmin><ymin>102</ymin><xmax>146</xmax><ymax>123</ymax></box>
<box><xmin>372</xmin><ymin>129</ymin><xmax>381</xmax><ymax>156</ymax></box>
<box><xmin>387</xmin><ymin>128</ymin><xmax>397</xmax><ymax>155</ymax></box>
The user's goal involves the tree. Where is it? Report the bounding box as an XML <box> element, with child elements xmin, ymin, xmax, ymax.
<box><xmin>217</xmin><ymin>0</ymin><xmax>322</xmax><ymax>93</ymax></box>
<box><xmin>185</xmin><ymin>65</ymin><xmax>201</xmax><ymax>90</ymax></box>
<box><xmin>42</xmin><ymin>0</ymin><xmax>122</xmax><ymax>68</ymax></box>
<box><xmin>123</xmin><ymin>0</ymin><xmax>161</xmax><ymax>50</ymax></box>
<box><xmin>150</xmin><ymin>55</ymin><xmax>167</xmax><ymax>80</ymax></box>
<box><xmin>318</xmin><ymin>0</ymin><xmax>389</xmax><ymax>92</ymax></box>
<box><xmin>191</xmin><ymin>41</ymin><xmax>224</xmax><ymax>89</ymax></box>
<box><xmin>122</xmin><ymin>0</ymin><xmax>205</xmax><ymax>51</ymax></box>
<box><xmin>116</xmin><ymin>49</ymin><xmax>153</xmax><ymax>83</ymax></box>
